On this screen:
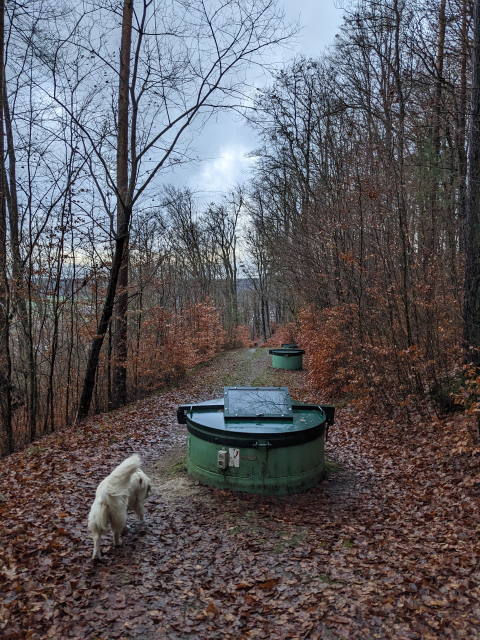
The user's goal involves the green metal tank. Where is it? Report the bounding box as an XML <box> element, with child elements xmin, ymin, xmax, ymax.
<box><xmin>269</xmin><ymin>348</ymin><xmax>305</xmax><ymax>370</ymax></box>
<box><xmin>177</xmin><ymin>387</ymin><xmax>335</xmax><ymax>496</ymax></box>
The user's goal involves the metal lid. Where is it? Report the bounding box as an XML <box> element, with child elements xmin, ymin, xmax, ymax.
<box><xmin>224</xmin><ymin>387</ymin><xmax>292</xmax><ymax>419</ymax></box>
<box><xmin>268</xmin><ymin>348</ymin><xmax>305</xmax><ymax>356</ymax></box>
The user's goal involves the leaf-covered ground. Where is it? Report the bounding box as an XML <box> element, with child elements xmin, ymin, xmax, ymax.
<box><xmin>1</xmin><ymin>348</ymin><xmax>480</xmax><ymax>639</ymax></box>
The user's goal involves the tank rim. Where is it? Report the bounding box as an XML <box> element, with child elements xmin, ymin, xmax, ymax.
<box><xmin>186</xmin><ymin>418</ymin><xmax>325</xmax><ymax>448</ymax></box>
<box><xmin>269</xmin><ymin>348</ymin><xmax>305</xmax><ymax>356</ymax></box>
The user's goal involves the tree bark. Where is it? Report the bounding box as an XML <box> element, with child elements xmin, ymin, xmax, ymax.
<box><xmin>464</xmin><ymin>0</ymin><xmax>480</xmax><ymax>363</ymax></box>
<box><xmin>432</xmin><ymin>0</ymin><xmax>446</xmax><ymax>159</ymax></box>
<box><xmin>3</xmin><ymin>75</ymin><xmax>32</xmax><ymax>426</ymax></box>
<box><xmin>424</xmin><ymin>0</ymin><xmax>446</xmax><ymax>362</ymax></box>
<box><xmin>77</xmin><ymin>205</ymin><xmax>132</xmax><ymax>419</ymax></box>
<box><xmin>458</xmin><ymin>0</ymin><xmax>468</xmax><ymax>252</ymax></box>
<box><xmin>0</xmin><ymin>0</ymin><xmax>13</xmax><ymax>454</ymax></box>
<box><xmin>113</xmin><ymin>0</ymin><xmax>133</xmax><ymax>409</ymax></box>
<box><xmin>78</xmin><ymin>0</ymin><xmax>133</xmax><ymax>419</ymax></box>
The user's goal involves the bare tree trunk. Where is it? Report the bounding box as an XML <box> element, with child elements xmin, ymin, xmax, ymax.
<box><xmin>45</xmin><ymin>223</ymin><xmax>65</xmax><ymax>433</ymax></box>
<box><xmin>77</xmin><ymin>205</ymin><xmax>132</xmax><ymax>419</ymax></box>
<box><xmin>458</xmin><ymin>0</ymin><xmax>468</xmax><ymax>252</ymax></box>
<box><xmin>65</xmin><ymin>142</ymin><xmax>75</xmax><ymax>424</ymax></box>
<box><xmin>393</xmin><ymin>0</ymin><xmax>413</xmax><ymax>348</ymax></box>
<box><xmin>65</xmin><ymin>231</ymin><xmax>75</xmax><ymax>425</ymax></box>
<box><xmin>78</xmin><ymin>0</ymin><xmax>133</xmax><ymax>419</ymax></box>
<box><xmin>0</xmin><ymin>0</ymin><xmax>13</xmax><ymax>454</ymax></box>
<box><xmin>425</xmin><ymin>0</ymin><xmax>446</xmax><ymax>363</ymax></box>
<box><xmin>261</xmin><ymin>297</ymin><xmax>267</xmax><ymax>342</ymax></box>
<box><xmin>113</xmin><ymin>0</ymin><xmax>133</xmax><ymax>409</ymax></box>
<box><xmin>107</xmin><ymin>319</ymin><xmax>113</xmax><ymax>410</ymax></box>
<box><xmin>3</xmin><ymin>76</ymin><xmax>32</xmax><ymax>431</ymax></box>
<box><xmin>134</xmin><ymin>285</ymin><xmax>142</xmax><ymax>399</ymax></box>
<box><xmin>464</xmin><ymin>0</ymin><xmax>480</xmax><ymax>363</ymax></box>
<box><xmin>432</xmin><ymin>0</ymin><xmax>446</xmax><ymax>159</ymax></box>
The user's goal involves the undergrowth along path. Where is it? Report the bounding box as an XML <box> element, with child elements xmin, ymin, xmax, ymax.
<box><xmin>0</xmin><ymin>348</ymin><xmax>479</xmax><ymax>639</ymax></box>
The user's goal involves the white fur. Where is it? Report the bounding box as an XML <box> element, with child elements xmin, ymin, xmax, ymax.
<box><xmin>127</xmin><ymin>469</ymin><xmax>151</xmax><ymax>522</ymax></box>
<box><xmin>88</xmin><ymin>455</ymin><xmax>151</xmax><ymax>560</ymax></box>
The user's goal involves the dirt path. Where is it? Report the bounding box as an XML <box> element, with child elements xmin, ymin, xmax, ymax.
<box><xmin>144</xmin><ymin>347</ymin><xmax>304</xmax><ymax>501</ymax></box>
<box><xmin>1</xmin><ymin>348</ymin><xmax>479</xmax><ymax>640</ymax></box>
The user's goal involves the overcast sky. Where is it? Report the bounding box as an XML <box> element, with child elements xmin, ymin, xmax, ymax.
<box><xmin>166</xmin><ymin>0</ymin><xmax>343</xmax><ymax>200</ymax></box>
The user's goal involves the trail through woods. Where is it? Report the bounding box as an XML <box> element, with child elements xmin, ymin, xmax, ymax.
<box><xmin>1</xmin><ymin>348</ymin><xmax>480</xmax><ymax>639</ymax></box>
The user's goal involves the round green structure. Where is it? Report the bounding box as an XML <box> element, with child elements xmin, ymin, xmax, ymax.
<box><xmin>269</xmin><ymin>348</ymin><xmax>305</xmax><ymax>370</ymax></box>
<box><xmin>177</xmin><ymin>387</ymin><xmax>335</xmax><ymax>496</ymax></box>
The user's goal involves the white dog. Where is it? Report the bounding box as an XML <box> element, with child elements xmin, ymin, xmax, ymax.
<box><xmin>88</xmin><ymin>454</ymin><xmax>151</xmax><ymax>560</ymax></box>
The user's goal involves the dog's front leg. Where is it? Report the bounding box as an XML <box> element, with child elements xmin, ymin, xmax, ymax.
<box><xmin>114</xmin><ymin>530</ymin><xmax>122</xmax><ymax>547</ymax></box>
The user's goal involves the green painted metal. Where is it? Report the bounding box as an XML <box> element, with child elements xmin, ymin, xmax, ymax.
<box><xmin>269</xmin><ymin>348</ymin><xmax>305</xmax><ymax>370</ymax></box>
<box><xmin>271</xmin><ymin>353</ymin><xmax>303</xmax><ymax>369</ymax></box>
<box><xmin>177</xmin><ymin>387</ymin><xmax>335</xmax><ymax>496</ymax></box>
<box><xmin>187</xmin><ymin>432</ymin><xmax>325</xmax><ymax>495</ymax></box>
<box><xmin>282</xmin><ymin>343</ymin><xmax>298</xmax><ymax>349</ymax></box>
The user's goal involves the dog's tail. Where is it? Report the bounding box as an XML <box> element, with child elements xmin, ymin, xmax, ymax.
<box><xmin>106</xmin><ymin>454</ymin><xmax>141</xmax><ymax>496</ymax></box>
<box><xmin>88</xmin><ymin>497</ymin><xmax>110</xmax><ymax>533</ymax></box>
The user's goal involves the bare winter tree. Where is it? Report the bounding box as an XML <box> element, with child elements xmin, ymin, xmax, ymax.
<box><xmin>0</xmin><ymin>0</ymin><xmax>12</xmax><ymax>452</ymax></box>
<box><xmin>464</xmin><ymin>0</ymin><xmax>480</xmax><ymax>364</ymax></box>
<box><xmin>161</xmin><ymin>186</ymin><xmax>219</xmax><ymax>302</ymax></box>
<box><xmin>37</xmin><ymin>0</ymin><xmax>291</xmax><ymax>418</ymax></box>
<box><xmin>204</xmin><ymin>187</ymin><xmax>243</xmax><ymax>335</ymax></box>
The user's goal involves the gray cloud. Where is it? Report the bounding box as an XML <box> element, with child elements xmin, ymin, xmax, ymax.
<box><xmin>165</xmin><ymin>0</ymin><xmax>343</xmax><ymax>199</ymax></box>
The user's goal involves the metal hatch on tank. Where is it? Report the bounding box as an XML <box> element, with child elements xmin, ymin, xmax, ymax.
<box><xmin>177</xmin><ymin>387</ymin><xmax>335</xmax><ymax>496</ymax></box>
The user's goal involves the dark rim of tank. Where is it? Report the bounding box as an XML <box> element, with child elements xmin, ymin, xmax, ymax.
<box><xmin>178</xmin><ymin>398</ymin><xmax>334</xmax><ymax>428</ymax></box>
<box><xmin>268</xmin><ymin>348</ymin><xmax>305</xmax><ymax>356</ymax></box>
<box><xmin>177</xmin><ymin>389</ymin><xmax>334</xmax><ymax>448</ymax></box>
<box><xmin>186</xmin><ymin>419</ymin><xmax>325</xmax><ymax>448</ymax></box>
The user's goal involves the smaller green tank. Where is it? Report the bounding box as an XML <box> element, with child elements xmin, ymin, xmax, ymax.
<box><xmin>269</xmin><ymin>348</ymin><xmax>305</xmax><ymax>370</ymax></box>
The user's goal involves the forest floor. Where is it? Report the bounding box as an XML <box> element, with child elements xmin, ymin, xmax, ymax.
<box><xmin>1</xmin><ymin>347</ymin><xmax>480</xmax><ymax>640</ymax></box>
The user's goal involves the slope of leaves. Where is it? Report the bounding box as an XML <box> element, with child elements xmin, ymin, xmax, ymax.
<box><xmin>1</xmin><ymin>348</ymin><xmax>479</xmax><ymax>639</ymax></box>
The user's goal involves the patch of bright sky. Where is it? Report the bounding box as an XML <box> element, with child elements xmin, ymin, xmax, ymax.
<box><xmin>168</xmin><ymin>0</ymin><xmax>344</xmax><ymax>200</ymax></box>
<box><xmin>196</xmin><ymin>145</ymin><xmax>254</xmax><ymax>195</ymax></box>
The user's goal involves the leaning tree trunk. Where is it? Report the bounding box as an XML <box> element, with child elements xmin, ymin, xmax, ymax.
<box><xmin>77</xmin><ymin>206</ymin><xmax>132</xmax><ymax>419</ymax></box>
<box><xmin>464</xmin><ymin>0</ymin><xmax>480</xmax><ymax>364</ymax></box>
<box><xmin>77</xmin><ymin>0</ymin><xmax>133</xmax><ymax>420</ymax></box>
<box><xmin>113</xmin><ymin>0</ymin><xmax>133</xmax><ymax>409</ymax></box>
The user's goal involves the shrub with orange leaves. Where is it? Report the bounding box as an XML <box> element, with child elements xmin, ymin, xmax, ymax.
<box><xmin>297</xmin><ymin>305</ymin><xmax>352</xmax><ymax>399</ymax></box>
<box><xmin>186</xmin><ymin>300</ymin><xmax>226</xmax><ymax>361</ymax></box>
<box><xmin>292</xmin><ymin>295</ymin><xmax>461</xmax><ymax>415</ymax></box>
<box><xmin>229</xmin><ymin>325</ymin><xmax>253</xmax><ymax>349</ymax></box>
<box><xmin>128</xmin><ymin>300</ymin><xmax>226</xmax><ymax>395</ymax></box>
<box><xmin>263</xmin><ymin>322</ymin><xmax>299</xmax><ymax>348</ymax></box>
